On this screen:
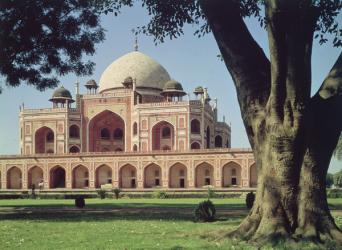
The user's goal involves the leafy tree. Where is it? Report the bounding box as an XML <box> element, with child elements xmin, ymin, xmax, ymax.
<box><xmin>101</xmin><ymin>0</ymin><xmax>342</xmax><ymax>244</ymax></box>
<box><xmin>326</xmin><ymin>173</ymin><xmax>334</xmax><ymax>188</ymax></box>
<box><xmin>334</xmin><ymin>134</ymin><xmax>342</xmax><ymax>160</ymax></box>
<box><xmin>334</xmin><ymin>170</ymin><xmax>342</xmax><ymax>187</ymax></box>
<box><xmin>0</xmin><ymin>0</ymin><xmax>105</xmax><ymax>93</ymax></box>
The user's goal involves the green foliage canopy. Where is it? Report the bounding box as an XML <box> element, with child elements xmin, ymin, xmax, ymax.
<box><xmin>0</xmin><ymin>0</ymin><xmax>105</xmax><ymax>93</ymax></box>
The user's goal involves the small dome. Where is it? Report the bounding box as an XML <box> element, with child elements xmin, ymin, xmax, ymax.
<box><xmin>194</xmin><ymin>86</ymin><xmax>204</xmax><ymax>94</ymax></box>
<box><xmin>99</xmin><ymin>51</ymin><xmax>171</xmax><ymax>93</ymax></box>
<box><xmin>85</xmin><ymin>79</ymin><xmax>98</xmax><ymax>89</ymax></box>
<box><xmin>49</xmin><ymin>86</ymin><xmax>74</xmax><ymax>103</ymax></box>
<box><xmin>163</xmin><ymin>80</ymin><xmax>184</xmax><ymax>91</ymax></box>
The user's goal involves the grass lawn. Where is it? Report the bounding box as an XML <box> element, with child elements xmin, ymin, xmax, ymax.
<box><xmin>0</xmin><ymin>198</ymin><xmax>341</xmax><ymax>250</ymax></box>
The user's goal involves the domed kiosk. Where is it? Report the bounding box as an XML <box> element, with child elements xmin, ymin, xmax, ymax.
<box><xmin>49</xmin><ymin>86</ymin><xmax>74</xmax><ymax>108</ymax></box>
<box><xmin>99</xmin><ymin>51</ymin><xmax>171</xmax><ymax>93</ymax></box>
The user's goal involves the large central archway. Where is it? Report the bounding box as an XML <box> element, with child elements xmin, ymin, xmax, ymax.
<box><xmin>50</xmin><ymin>166</ymin><xmax>65</xmax><ymax>188</ymax></box>
<box><xmin>88</xmin><ymin>110</ymin><xmax>125</xmax><ymax>152</ymax></box>
<box><xmin>152</xmin><ymin>121</ymin><xmax>174</xmax><ymax>151</ymax></box>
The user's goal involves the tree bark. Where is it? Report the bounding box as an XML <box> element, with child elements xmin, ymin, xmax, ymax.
<box><xmin>296</xmin><ymin>53</ymin><xmax>342</xmax><ymax>242</ymax></box>
<box><xmin>201</xmin><ymin>0</ymin><xmax>342</xmax><ymax>244</ymax></box>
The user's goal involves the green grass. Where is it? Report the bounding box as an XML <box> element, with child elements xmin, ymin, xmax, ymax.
<box><xmin>0</xmin><ymin>198</ymin><xmax>341</xmax><ymax>250</ymax></box>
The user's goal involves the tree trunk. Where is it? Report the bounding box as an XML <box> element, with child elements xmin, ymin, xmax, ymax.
<box><xmin>200</xmin><ymin>0</ymin><xmax>342</xmax><ymax>245</ymax></box>
<box><xmin>296</xmin><ymin>55</ymin><xmax>342</xmax><ymax>242</ymax></box>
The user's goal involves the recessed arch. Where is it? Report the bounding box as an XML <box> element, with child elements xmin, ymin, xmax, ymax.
<box><xmin>250</xmin><ymin>163</ymin><xmax>257</xmax><ymax>187</ymax></box>
<box><xmin>152</xmin><ymin>121</ymin><xmax>174</xmax><ymax>151</ymax></box>
<box><xmin>191</xmin><ymin>119</ymin><xmax>200</xmax><ymax>134</ymax></box>
<box><xmin>133</xmin><ymin>144</ymin><xmax>138</xmax><ymax>151</ymax></box>
<box><xmin>222</xmin><ymin>162</ymin><xmax>242</xmax><ymax>187</ymax></box>
<box><xmin>95</xmin><ymin>164</ymin><xmax>112</xmax><ymax>188</ymax></box>
<box><xmin>195</xmin><ymin>162</ymin><xmax>214</xmax><ymax>188</ymax></box>
<box><xmin>144</xmin><ymin>163</ymin><xmax>162</xmax><ymax>188</ymax></box>
<box><xmin>7</xmin><ymin>166</ymin><xmax>22</xmax><ymax>189</ymax></box>
<box><xmin>215</xmin><ymin>135</ymin><xmax>223</xmax><ymax>148</ymax></box>
<box><xmin>28</xmin><ymin>166</ymin><xmax>43</xmax><ymax>189</ymax></box>
<box><xmin>50</xmin><ymin>166</ymin><xmax>65</xmax><ymax>188</ymax></box>
<box><xmin>206</xmin><ymin>126</ymin><xmax>210</xmax><ymax>149</ymax></box>
<box><xmin>69</xmin><ymin>124</ymin><xmax>80</xmax><ymax>138</ymax></box>
<box><xmin>72</xmin><ymin>165</ymin><xmax>89</xmax><ymax>188</ymax></box>
<box><xmin>119</xmin><ymin>164</ymin><xmax>137</xmax><ymax>188</ymax></box>
<box><xmin>133</xmin><ymin>122</ymin><xmax>138</xmax><ymax>135</ymax></box>
<box><xmin>69</xmin><ymin>145</ymin><xmax>80</xmax><ymax>153</ymax></box>
<box><xmin>35</xmin><ymin>126</ymin><xmax>55</xmax><ymax>153</ymax></box>
<box><xmin>88</xmin><ymin>110</ymin><xmax>125</xmax><ymax>152</ymax></box>
<box><xmin>169</xmin><ymin>163</ymin><xmax>188</xmax><ymax>188</ymax></box>
<box><xmin>191</xmin><ymin>142</ymin><xmax>201</xmax><ymax>150</ymax></box>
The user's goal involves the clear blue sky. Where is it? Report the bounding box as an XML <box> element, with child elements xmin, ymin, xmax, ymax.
<box><xmin>0</xmin><ymin>5</ymin><xmax>341</xmax><ymax>173</ymax></box>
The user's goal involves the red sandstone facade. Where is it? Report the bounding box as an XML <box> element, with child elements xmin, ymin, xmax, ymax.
<box><xmin>0</xmin><ymin>50</ymin><xmax>256</xmax><ymax>190</ymax></box>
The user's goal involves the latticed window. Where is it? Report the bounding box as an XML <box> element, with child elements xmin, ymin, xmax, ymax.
<box><xmin>231</xmin><ymin>168</ymin><xmax>236</xmax><ymax>176</ymax></box>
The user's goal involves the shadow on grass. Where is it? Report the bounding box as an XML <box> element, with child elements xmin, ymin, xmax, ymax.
<box><xmin>0</xmin><ymin>210</ymin><xmax>248</xmax><ymax>222</ymax></box>
<box><xmin>0</xmin><ymin>202</ymin><xmax>246</xmax><ymax>209</ymax></box>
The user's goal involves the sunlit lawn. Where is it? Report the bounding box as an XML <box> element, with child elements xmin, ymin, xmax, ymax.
<box><xmin>0</xmin><ymin>198</ymin><xmax>341</xmax><ymax>250</ymax></box>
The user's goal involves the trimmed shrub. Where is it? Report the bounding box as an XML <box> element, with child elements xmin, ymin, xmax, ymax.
<box><xmin>75</xmin><ymin>196</ymin><xmax>85</xmax><ymax>208</ymax></box>
<box><xmin>194</xmin><ymin>200</ymin><xmax>216</xmax><ymax>222</ymax></box>
<box><xmin>97</xmin><ymin>189</ymin><xmax>106</xmax><ymax>199</ymax></box>
<box><xmin>113</xmin><ymin>188</ymin><xmax>121</xmax><ymax>199</ymax></box>
<box><xmin>153</xmin><ymin>190</ymin><xmax>167</xmax><ymax>199</ymax></box>
<box><xmin>246</xmin><ymin>191</ymin><xmax>255</xmax><ymax>209</ymax></box>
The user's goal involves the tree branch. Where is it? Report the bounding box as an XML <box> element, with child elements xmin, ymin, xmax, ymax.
<box><xmin>200</xmin><ymin>0</ymin><xmax>270</xmax><ymax>147</ymax></box>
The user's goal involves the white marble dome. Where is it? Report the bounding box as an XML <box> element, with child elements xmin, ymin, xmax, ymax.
<box><xmin>99</xmin><ymin>51</ymin><xmax>171</xmax><ymax>93</ymax></box>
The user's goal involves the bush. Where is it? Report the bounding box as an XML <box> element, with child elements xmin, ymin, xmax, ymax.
<box><xmin>246</xmin><ymin>191</ymin><xmax>255</xmax><ymax>209</ymax></box>
<box><xmin>327</xmin><ymin>189</ymin><xmax>342</xmax><ymax>198</ymax></box>
<box><xmin>113</xmin><ymin>188</ymin><xmax>121</xmax><ymax>199</ymax></box>
<box><xmin>97</xmin><ymin>189</ymin><xmax>106</xmax><ymax>199</ymax></box>
<box><xmin>153</xmin><ymin>190</ymin><xmax>167</xmax><ymax>199</ymax></box>
<box><xmin>75</xmin><ymin>196</ymin><xmax>85</xmax><ymax>208</ymax></box>
<box><xmin>194</xmin><ymin>200</ymin><xmax>216</xmax><ymax>222</ymax></box>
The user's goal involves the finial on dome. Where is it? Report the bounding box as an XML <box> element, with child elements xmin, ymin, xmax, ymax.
<box><xmin>134</xmin><ymin>36</ymin><xmax>138</xmax><ymax>51</ymax></box>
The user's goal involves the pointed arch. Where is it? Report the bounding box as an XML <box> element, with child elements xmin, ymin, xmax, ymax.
<box><xmin>88</xmin><ymin>110</ymin><xmax>125</xmax><ymax>152</ymax></box>
<box><xmin>7</xmin><ymin>166</ymin><xmax>22</xmax><ymax>189</ymax></box>
<box><xmin>215</xmin><ymin>135</ymin><xmax>223</xmax><ymax>148</ymax></box>
<box><xmin>95</xmin><ymin>164</ymin><xmax>112</xmax><ymax>188</ymax></box>
<box><xmin>144</xmin><ymin>163</ymin><xmax>162</xmax><ymax>188</ymax></box>
<box><xmin>35</xmin><ymin>126</ymin><xmax>55</xmax><ymax>153</ymax></box>
<box><xmin>222</xmin><ymin>161</ymin><xmax>242</xmax><ymax>187</ymax></box>
<box><xmin>169</xmin><ymin>162</ymin><xmax>188</xmax><ymax>188</ymax></box>
<box><xmin>28</xmin><ymin>166</ymin><xmax>43</xmax><ymax>189</ymax></box>
<box><xmin>72</xmin><ymin>165</ymin><xmax>89</xmax><ymax>188</ymax></box>
<box><xmin>152</xmin><ymin>121</ymin><xmax>174</xmax><ymax>151</ymax></box>
<box><xmin>195</xmin><ymin>162</ymin><xmax>214</xmax><ymax>188</ymax></box>
<box><xmin>119</xmin><ymin>164</ymin><xmax>137</xmax><ymax>188</ymax></box>
<box><xmin>50</xmin><ymin>165</ymin><xmax>66</xmax><ymax>188</ymax></box>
